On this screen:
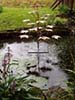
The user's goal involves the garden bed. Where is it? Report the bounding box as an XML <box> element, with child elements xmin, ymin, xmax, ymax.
<box><xmin>0</xmin><ymin>25</ymin><xmax>71</xmax><ymax>40</ymax></box>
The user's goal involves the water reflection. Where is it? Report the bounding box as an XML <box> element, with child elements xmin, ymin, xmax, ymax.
<box><xmin>0</xmin><ymin>40</ymin><xmax>68</xmax><ymax>89</ymax></box>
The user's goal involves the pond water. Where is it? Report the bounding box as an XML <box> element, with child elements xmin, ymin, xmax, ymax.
<box><xmin>0</xmin><ymin>39</ymin><xmax>68</xmax><ymax>89</ymax></box>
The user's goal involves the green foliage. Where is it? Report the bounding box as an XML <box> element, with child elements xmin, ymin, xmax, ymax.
<box><xmin>66</xmin><ymin>69</ymin><xmax>75</xmax><ymax>100</ymax></box>
<box><xmin>58</xmin><ymin>36</ymin><xmax>74</xmax><ymax>69</ymax></box>
<box><xmin>0</xmin><ymin>5</ymin><xmax>3</xmax><ymax>13</ymax></box>
<box><xmin>0</xmin><ymin>75</ymin><xmax>41</xmax><ymax>100</ymax></box>
<box><xmin>58</xmin><ymin>36</ymin><xmax>75</xmax><ymax>100</ymax></box>
<box><xmin>0</xmin><ymin>7</ymin><xmax>55</xmax><ymax>31</ymax></box>
<box><xmin>0</xmin><ymin>52</ymin><xmax>42</xmax><ymax>100</ymax></box>
<box><xmin>53</xmin><ymin>17</ymin><xmax>68</xmax><ymax>26</ymax></box>
<box><xmin>59</xmin><ymin>5</ymin><xmax>69</xmax><ymax>14</ymax></box>
<box><xmin>23</xmin><ymin>8</ymin><xmax>58</xmax><ymax>34</ymax></box>
<box><xmin>0</xmin><ymin>78</ymin><xmax>41</xmax><ymax>100</ymax></box>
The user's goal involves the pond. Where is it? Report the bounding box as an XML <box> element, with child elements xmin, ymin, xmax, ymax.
<box><xmin>0</xmin><ymin>38</ymin><xmax>68</xmax><ymax>89</ymax></box>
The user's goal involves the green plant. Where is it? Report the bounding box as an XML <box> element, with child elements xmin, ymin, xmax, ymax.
<box><xmin>59</xmin><ymin>5</ymin><xmax>69</xmax><ymax>14</ymax></box>
<box><xmin>23</xmin><ymin>7</ymin><xmax>55</xmax><ymax>36</ymax></box>
<box><xmin>0</xmin><ymin>75</ymin><xmax>42</xmax><ymax>100</ymax></box>
<box><xmin>0</xmin><ymin>7</ymin><xmax>55</xmax><ymax>31</ymax></box>
<box><xmin>23</xmin><ymin>10</ymin><xmax>49</xmax><ymax>28</ymax></box>
<box><xmin>53</xmin><ymin>17</ymin><xmax>68</xmax><ymax>26</ymax></box>
<box><xmin>0</xmin><ymin>47</ymin><xmax>42</xmax><ymax>100</ymax></box>
<box><xmin>58</xmin><ymin>36</ymin><xmax>75</xmax><ymax>100</ymax></box>
<box><xmin>0</xmin><ymin>5</ymin><xmax>3</xmax><ymax>13</ymax></box>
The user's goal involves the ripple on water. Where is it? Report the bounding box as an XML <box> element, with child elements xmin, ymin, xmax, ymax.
<box><xmin>0</xmin><ymin>40</ymin><xmax>68</xmax><ymax>89</ymax></box>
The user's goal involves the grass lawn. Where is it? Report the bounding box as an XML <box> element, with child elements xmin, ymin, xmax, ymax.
<box><xmin>0</xmin><ymin>7</ymin><xmax>56</xmax><ymax>31</ymax></box>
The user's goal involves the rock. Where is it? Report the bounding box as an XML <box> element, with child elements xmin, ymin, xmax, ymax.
<box><xmin>19</xmin><ymin>35</ymin><xmax>29</xmax><ymax>39</ymax></box>
<box><xmin>20</xmin><ymin>30</ymin><xmax>29</xmax><ymax>33</ymax></box>
<box><xmin>38</xmin><ymin>36</ymin><xmax>50</xmax><ymax>41</ymax></box>
<box><xmin>51</xmin><ymin>35</ymin><xmax>61</xmax><ymax>40</ymax></box>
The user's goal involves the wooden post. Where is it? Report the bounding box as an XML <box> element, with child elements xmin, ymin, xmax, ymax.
<box><xmin>62</xmin><ymin>0</ymin><xmax>64</xmax><ymax>5</ymax></box>
<box><xmin>50</xmin><ymin>0</ymin><xmax>74</xmax><ymax>10</ymax></box>
<box><xmin>70</xmin><ymin>0</ymin><xmax>74</xmax><ymax>11</ymax></box>
<box><xmin>50</xmin><ymin>0</ymin><xmax>58</xmax><ymax>8</ymax></box>
<box><xmin>64</xmin><ymin>0</ymin><xmax>68</xmax><ymax>6</ymax></box>
<box><xmin>52</xmin><ymin>0</ymin><xmax>62</xmax><ymax>9</ymax></box>
<box><xmin>51</xmin><ymin>0</ymin><xmax>63</xmax><ymax>9</ymax></box>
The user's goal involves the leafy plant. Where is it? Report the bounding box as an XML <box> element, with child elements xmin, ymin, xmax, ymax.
<box><xmin>58</xmin><ymin>35</ymin><xmax>75</xmax><ymax>100</ymax></box>
<box><xmin>0</xmin><ymin>5</ymin><xmax>3</xmax><ymax>13</ymax></box>
<box><xmin>0</xmin><ymin>75</ymin><xmax>41</xmax><ymax>100</ymax></box>
<box><xmin>53</xmin><ymin>17</ymin><xmax>68</xmax><ymax>26</ymax></box>
<box><xmin>22</xmin><ymin>7</ymin><xmax>55</xmax><ymax>37</ymax></box>
<box><xmin>23</xmin><ymin>10</ymin><xmax>49</xmax><ymax>29</ymax></box>
<box><xmin>65</xmin><ymin>69</ymin><xmax>75</xmax><ymax>100</ymax></box>
<box><xmin>59</xmin><ymin>5</ymin><xmax>69</xmax><ymax>14</ymax></box>
<box><xmin>0</xmin><ymin>47</ymin><xmax>42</xmax><ymax>100</ymax></box>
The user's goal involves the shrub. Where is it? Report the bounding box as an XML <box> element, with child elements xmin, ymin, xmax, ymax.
<box><xmin>59</xmin><ymin>5</ymin><xmax>69</xmax><ymax>14</ymax></box>
<box><xmin>0</xmin><ymin>48</ymin><xmax>41</xmax><ymax>100</ymax></box>
<box><xmin>0</xmin><ymin>5</ymin><xmax>3</xmax><ymax>13</ymax></box>
<box><xmin>53</xmin><ymin>17</ymin><xmax>68</xmax><ymax>26</ymax></box>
